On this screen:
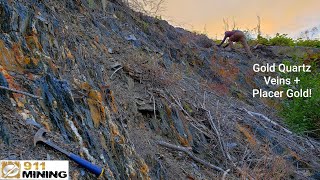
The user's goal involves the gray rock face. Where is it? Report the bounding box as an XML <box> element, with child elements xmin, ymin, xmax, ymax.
<box><xmin>0</xmin><ymin>117</ymin><xmax>10</xmax><ymax>145</ymax></box>
<box><xmin>0</xmin><ymin>1</ymin><xmax>14</xmax><ymax>33</ymax></box>
<box><xmin>0</xmin><ymin>72</ymin><xmax>9</xmax><ymax>99</ymax></box>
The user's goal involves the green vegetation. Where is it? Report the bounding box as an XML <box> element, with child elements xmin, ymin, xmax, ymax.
<box><xmin>280</xmin><ymin>56</ymin><xmax>320</xmax><ymax>137</ymax></box>
<box><xmin>267</xmin><ymin>33</ymin><xmax>294</xmax><ymax>46</ymax></box>
<box><xmin>155</xmin><ymin>15</ymin><xmax>163</xmax><ymax>20</ymax></box>
<box><xmin>255</xmin><ymin>33</ymin><xmax>320</xmax><ymax>48</ymax></box>
<box><xmin>87</xmin><ymin>0</ymin><xmax>96</xmax><ymax>8</ymax></box>
<box><xmin>296</xmin><ymin>38</ymin><xmax>320</xmax><ymax>48</ymax></box>
<box><xmin>216</xmin><ymin>33</ymin><xmax>320</xmax><ymax>48</ymax></box>
<box><xmin>137</xmin><ymin>19</ymin><xmax>149</xmax><ymax>33</ymax></box>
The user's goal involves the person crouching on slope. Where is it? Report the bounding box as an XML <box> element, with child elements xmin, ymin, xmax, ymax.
<box><xmin>217</xmin><ymin>30</ymin><xmax>253</xmax><ymax>57</ymax></box>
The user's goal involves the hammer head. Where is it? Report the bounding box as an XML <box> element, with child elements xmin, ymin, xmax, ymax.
<box><xmin>34</xmin><ymin>128</ymin><xmax>48</xmax><ymax>147</ymax></box>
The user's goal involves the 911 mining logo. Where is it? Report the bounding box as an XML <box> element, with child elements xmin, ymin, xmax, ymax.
<box><xmin>0</xmin><ymin>160</ymin><xmax>69</xmax><ymax>180</ymax></box>
<box><xmin>1</xmin><ymin>161</ymin><xmax>20</xmax><ymax>179</ymax></box>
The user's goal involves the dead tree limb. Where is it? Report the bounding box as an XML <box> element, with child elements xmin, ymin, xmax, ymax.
<box><xmin>243</xmin><ymin>108</ymin><xmax>292</xmax><ymax>134</ymax></box>
<box><xmin>157</xmin><ymin>140</ymin><xmax>227</xmax><ymax>173</ymax></box>
<box><xmin>203</xmin><ymin>105</ymin><xmax>256</xmax><ymax>180</ymax></box>
<box><xmin>153</xmin><ymin>95</ymin><xmax>156</xmax><ymax>120</ymax></box>
<box><xmin>170</xmin><ymin>94</ymin><xmax>191</xmax><ymax>118</ymax></box>
<box><xmin>222</xmin><ymin>169</ymin><xmax>230</xmax><ymax>180</ymax></box>
<box><xmin>206</xmin><ymin>110</ymin><xmax>228</xmax><ymax>160</ymax></box>
<box><xmin>0</xmin><ymin>86</ymin><xmax>43</xmax><ymax>100</ymax></box>
<box><xmin>110</xmin><ymin>66</ymin><xmax>123</xmax><ymax>79</ymax></box>
<box><xmin>165</xmin><ymin>92</ymin><xmax>258</xmax><ymax>179</ymax></box>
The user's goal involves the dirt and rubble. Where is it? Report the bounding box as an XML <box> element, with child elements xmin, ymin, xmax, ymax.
<box><xmin>0</xmin><ymin>0</ymin><xmax>320</xmax><ymax>179</ymax></box>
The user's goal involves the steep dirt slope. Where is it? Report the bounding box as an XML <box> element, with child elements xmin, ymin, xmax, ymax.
<box><xmin>0</xmin><ymin>0</ymin><xmax>320</xmax><ymax>179</ymax></box>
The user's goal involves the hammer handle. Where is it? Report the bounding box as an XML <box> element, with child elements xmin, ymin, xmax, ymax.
<box><xmin>44</xmin><ymin>141</ymin><xmax>103</xmax><ymax>176</ymax></box>
<box><xmin>45</xmin><ymin>141</ymin><xmax>70</xmax><ymax>155</ymax></box>
<box><xmin>68</xmin><ymin>153</ymin><xmax>104</xmax><ymax>176</ymax></box>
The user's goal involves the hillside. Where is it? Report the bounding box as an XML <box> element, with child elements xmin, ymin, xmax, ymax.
<box><xmin>0</xmin><ymin>0</ymin><xmax>320</xmax><ymax>179</ymax></box>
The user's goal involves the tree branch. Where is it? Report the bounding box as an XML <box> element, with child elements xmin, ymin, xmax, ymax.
<box><xmin>243</xmin><ymin>108</ymin><xmax>292</xmax><ymax>134</ymax></box>
<box><xmin>157</xmin><ymin>140</ymin><xmax>227</xmax><ymax>173</ymax></box>
<box><xmin>0</xmin><ymin>86</ymin><xmax>43</xmax><ymax>100</ymax></box>
<box><xmin>110</xmin><ymin>66</ymin><xmax>123</xmax><ymax>79</ymax></box>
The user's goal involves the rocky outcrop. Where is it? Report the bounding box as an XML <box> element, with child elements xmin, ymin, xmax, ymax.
<box><xmin>0</xmin><ymin>0</ymin><xmax>150</xmax><ymax>179</ymax></box>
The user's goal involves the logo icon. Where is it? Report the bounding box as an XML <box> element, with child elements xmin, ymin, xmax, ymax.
<box><xmin>1</xmin><ymin>161</ymin><xmax>20</xmax><ymax>179</ymax></box>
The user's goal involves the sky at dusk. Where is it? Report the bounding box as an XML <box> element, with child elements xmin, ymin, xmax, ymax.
<box><xmin>159</xmin><ymin>0</ymin><xmax>320</xmax><ymax>39</ymax></box>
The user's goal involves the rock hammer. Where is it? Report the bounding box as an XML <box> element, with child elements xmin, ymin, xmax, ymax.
<box><xmin>34</xmin><ymin>128</ymin><xmax>104</xmax><ymax>177</ymax></box>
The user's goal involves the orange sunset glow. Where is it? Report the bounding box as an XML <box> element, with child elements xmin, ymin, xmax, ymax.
<box><xmin>159</xmin><ymin>0</ymin><xmax>320</xmax><ymax>39</ymax></box>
